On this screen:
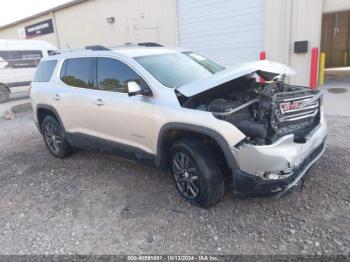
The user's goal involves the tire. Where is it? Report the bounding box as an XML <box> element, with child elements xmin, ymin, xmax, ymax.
<box><xmin>170</xmin><ymin>139</ymin><xmax>225</xmax><ymax>208</ymax></box>
<box><xmin>41</xmin><ymin>116</ymin><xmax>72</xmax><ymax>158</ymax></box>
<box><xmin>0</xmin><ymin>84</ymin><xmax>10</xmax><ymax>103</ymax></box>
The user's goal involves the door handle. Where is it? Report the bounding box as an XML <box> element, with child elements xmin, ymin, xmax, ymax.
<box><xmin>93</xmin><ymin>98</ymin><xmax>105</xmax><ymax>106</ymax></box>
<box><xmin>52</xmin><ymin>94</ymin><xmax>61</xmax><ymax>101</ymax></box>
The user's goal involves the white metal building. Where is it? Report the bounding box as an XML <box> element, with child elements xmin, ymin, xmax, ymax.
<box><xmin>177</xmin><ymin>0</ymin><xmax>350</xmax><ymax>86</ymax></box>
<box><xmin>0</xmin><ymin>0</ymin><xmax>350</xmax><ymax>86</ymax></box>
<box><xmin>177</xmin><ymin>0</ymin><xmax>264</xmax><ymax>66</ymax></box>
<box><xmin>0</xmin><ymin>0</ymin><xmax>178</xmax><ymax>49</ymax></box>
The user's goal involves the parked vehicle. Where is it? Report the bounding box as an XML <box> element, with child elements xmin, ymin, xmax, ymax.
<box><xmin>0</xmin><ymin>39</ymin><xmax>58</xmax><ymax>102</ymax></box>
<box><xmin>30</xmin><ymin>46</ymin><xmax>327</xmax><ymax>207</ymax></box>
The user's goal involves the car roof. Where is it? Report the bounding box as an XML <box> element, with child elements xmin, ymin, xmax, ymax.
<box><xmin>112</xmin><ymin>46</ymin><xmax>189</xmax><ymax>57</ymax></box>
<box><xmin>44</xmin><ymin>46</ymin><xmax>189</xmax><ymax>61</ymax></box>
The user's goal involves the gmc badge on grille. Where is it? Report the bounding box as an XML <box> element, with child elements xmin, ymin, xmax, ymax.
<box><xmin>280</xmin><ymin>101</ymin><xmax>302</xmax><ymax>113</ymax></box>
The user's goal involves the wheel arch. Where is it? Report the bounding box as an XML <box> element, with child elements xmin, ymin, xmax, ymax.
<box><xmin>36</xmin><ymin>104</ymin><xmax>65</xmax><ymax>133</ymax></box>
<box><xmin>156</xmin><ymin>123</ymin><xmax>236</xmax><ymax>170</ymax></box>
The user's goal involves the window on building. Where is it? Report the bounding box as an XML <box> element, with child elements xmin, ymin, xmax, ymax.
<box><xmin>33</xmin><ymin>60</ymin><xmax>57</xmax><ymax>82</ymax></box>
<box><xmin>62</xmin><ymin>57</ymin><xmax>96</xmax><ymax>89</ymax></box>
<box><xmin>97</xmin><ymin>57</ymin><xmax>145</xmax><ymax>93</ymax></box>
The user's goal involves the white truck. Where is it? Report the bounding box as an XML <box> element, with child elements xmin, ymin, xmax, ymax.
<box><xmin>0</xmin><ymin>39</ymin><xmax>58</xmax><ymax>102</ymax></box>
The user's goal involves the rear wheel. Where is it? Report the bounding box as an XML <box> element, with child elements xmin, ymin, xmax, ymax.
<box><xmin>170</xmin><ymin>139</ymin><xmax>224</xmax><ymax>208</ymax></box>
<box><xmin>42</xmin><ymin>116</ymin><xmax>72</xmax><ymax>158</ymax></box>
<box><xmin>0</xmin><ymin>84</ymin><xmax>10</xmax><ymax>103</ymax></box>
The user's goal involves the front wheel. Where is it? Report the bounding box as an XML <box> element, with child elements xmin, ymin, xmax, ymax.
<box><xmin>170</xmin><ymin>139</ymin><xmax>224</xmax><ymax>208</ymax></box>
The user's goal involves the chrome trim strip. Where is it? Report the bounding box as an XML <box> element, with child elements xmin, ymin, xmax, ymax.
<box><xmin>281</xmin><ymin>95</ymin><xmax>314</xmax><ymax>102</ymax></box>
<box><xmin>300</xmin><ymin>91</ymin><xmax>323</xmax><ymax>107</ymax></box>
<box><xmin>280</xmin><ymin>110</ymin><xmax>318</xmax><ymax>122</ymax></box>
<box><xmin>212</xmin><ymin>98</ymin><xmax>259</xmax><ymax>116</ymax></box>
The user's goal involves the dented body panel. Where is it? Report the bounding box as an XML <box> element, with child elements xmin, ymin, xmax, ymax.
<box><xmin>232</xmin><ymin>116</ymin><xmax>327</xmax><ymax>175</ymax></box>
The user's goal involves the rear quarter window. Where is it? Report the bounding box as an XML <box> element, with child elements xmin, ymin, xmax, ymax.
<box><xmin>33</xmin><ymin>60</ymin><xmax>57</xmax><ymax>82</ymax></box>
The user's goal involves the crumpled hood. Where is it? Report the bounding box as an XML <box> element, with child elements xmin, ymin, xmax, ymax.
<box><xmin>176</xmin><ymin>60</ymin><xmax>297</xmax><ymax>97</ymax></box>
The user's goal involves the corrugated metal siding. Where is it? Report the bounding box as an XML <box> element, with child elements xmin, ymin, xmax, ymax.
<box><xmin>0</xmin><ymin>0</ymin><xmax>178</xmax><ymax>50</ymax></box>
<box><xmin>54</xmin><ymin>0</ymin><xmax>178</xmax><ymax>49</ymax></box>
<box><xmin>177</xmin><ymin>0</ymin><xmax>264</xmax><ymax>66</ymax></box>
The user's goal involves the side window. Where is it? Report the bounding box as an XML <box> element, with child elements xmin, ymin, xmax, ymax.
<box><xmin>62</xmin><ymin>57</ymin><xmax>96</xmax><ymax>89</ymax></box>
<box><xmin>33</xmin><ymin>60</ymin><xmax>57</xmax><ymax>82</ymax></box>
<box><xmin>97</xmin><ymin>57</ymin><xmax>146</xmax><ymax>93</ymax></box>
<box><xmin>7</xmin><ymin>50</ymin><xmax>43</xmax><ymax>68</ymax></box>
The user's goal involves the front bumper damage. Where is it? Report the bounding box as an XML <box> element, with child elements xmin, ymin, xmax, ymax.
<box><xmin>231</xmin><ymin>119</ymin><xmax>327</xmax><ymax>196</ymax></box>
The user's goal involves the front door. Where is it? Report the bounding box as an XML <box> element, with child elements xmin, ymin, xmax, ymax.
<box><xmin>92</xmin><ymin>57</ymin><xmax>154</xmax><ymax>155</ymax></box>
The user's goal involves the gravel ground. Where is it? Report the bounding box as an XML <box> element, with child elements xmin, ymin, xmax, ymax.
<box><xmin>0</xmin><ymin>110</ymin><xmax>349</xmax><ymax>255</ymax></box>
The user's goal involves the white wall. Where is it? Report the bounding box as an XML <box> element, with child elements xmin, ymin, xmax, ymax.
<box><xmin>289</xmin><ymin>0</ymin><xmax>324</xmax><ymax>85</ymax></box>
<box><xmin>265</xmin><ymin>0</ymin><xmax>324</xmax><ymax>86</ymax></box>
<box><xmin>324</xmin><ymin>0</ymin><xmax>350</xmax><ymax>13</ymax></box>
<box><xmin>54</xmin><ymin>0</ymin><xmax>178</xmax><ymax>49</ymax></box>
<box><xmin>177</xmin><ymin>0</ymin><xmax>264</xmax><ymax>66</ymax></box>
<box><xmin>0</xmin><ymin>0</ymin><xmax>178</xmax><ymax>50</ymax></box>
<box><xmin>264</xmin><ymin>0</ymin><xmax>292</xmax><ymax>65</ymax></box>
<box><xmin>265</xmin><ymin>0</ymin><xmax>350</xmax><ymax>86</ymax></box>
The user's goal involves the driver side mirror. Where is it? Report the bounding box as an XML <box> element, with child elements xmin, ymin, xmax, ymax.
<box><xmin>127</xmin><ymin>81</ymin><xmax>142</xmax><ymax>97</ymax></box>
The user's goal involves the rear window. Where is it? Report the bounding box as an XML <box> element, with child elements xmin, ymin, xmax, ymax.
<box><xmin>33</xmin><ymin>60</ymin><xmax>57</xmax><ymax>82</ymax></box>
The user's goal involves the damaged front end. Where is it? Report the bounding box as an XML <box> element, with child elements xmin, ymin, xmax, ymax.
<box><xmin>176</xmin><ymin>60</ymin><xmax>327</xmax><ymax>196</ymax></box>
<box><xmin>209</xmin><ymin>81</ymin><xmax>323</xmax><ymax>146</ymax></box>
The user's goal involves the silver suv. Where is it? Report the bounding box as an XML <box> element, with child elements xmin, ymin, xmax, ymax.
<box><xmin>30</xmin><ymin>46</ymin><xmax>327</xmax><ymax>207</ymax></box>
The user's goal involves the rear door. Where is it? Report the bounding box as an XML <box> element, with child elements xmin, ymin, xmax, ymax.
<box><xmin>56</xmin><ymin>57</ymin><xmax>101</xmax><ymax>149</ymax></box>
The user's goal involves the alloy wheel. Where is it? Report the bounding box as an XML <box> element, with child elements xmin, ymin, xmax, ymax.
<box><xmin>172</xmin><ymin>152</ymin><xmax>200</xmax><ymax>199</ymax></box>
<box><xmin>44</xmin><ymin>122</ymin><xmax>62</xmax><ymax>154</ymax></box>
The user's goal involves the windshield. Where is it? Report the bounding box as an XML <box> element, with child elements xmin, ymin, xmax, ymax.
<box><xmin>135</xmin><ymin>51</ymin><xmax>225</xmax><ymax>88</ymax></box>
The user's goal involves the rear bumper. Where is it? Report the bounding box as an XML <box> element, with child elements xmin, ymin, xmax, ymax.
<box><xmin>232</xmin><ymin>140</ymin><xmax>326</xmax><ymax>196</ymax></box>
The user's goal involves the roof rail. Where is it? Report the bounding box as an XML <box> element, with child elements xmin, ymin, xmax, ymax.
<box><xmin>137</xmin><ymin>42</ymin><xmax>163</xmax><ymax>47</ymax></box>
<box><xmin>85</xmin><ymin>45</ymin><xmax>111</xmax><ymax>51</ymax></box>
<box><xmin>48</xmin><ymin>50</ymin><xmax>61</xmax><ymax>56</ymax></box>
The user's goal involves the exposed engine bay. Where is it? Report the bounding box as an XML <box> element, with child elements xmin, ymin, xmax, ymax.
<box><xmin>178</xmin><ymin>76</ymin><xmax>322</xmax><ymax>145</ymax></box>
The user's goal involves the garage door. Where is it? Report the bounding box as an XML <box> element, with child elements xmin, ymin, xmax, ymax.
<box><xmin>177</xmin><ymin>0</ymin><xmax>265</xmax><ymax>66</ymax></box>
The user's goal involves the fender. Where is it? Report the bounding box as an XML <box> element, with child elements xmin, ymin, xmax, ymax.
<box><xmin>36</xmin><ymin>103</ymin><xmax>76</xmax><ymax>145</ymax></box>
<box><xmin>36</xmin><ymin>104</ymin><xmax>66</xmax><ymax>132</ymax></box>
<box><xmin>156</xmin><ymin>123</ymin><xmax>236</xmax><ymax>169</ymax></box>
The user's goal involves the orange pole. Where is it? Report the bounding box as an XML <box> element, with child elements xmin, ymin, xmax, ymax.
<box><xmin>310</xmin><ymin>47</ymin><xmax>319</xmax><ymax>89</ymax></box>
<box><xmin>259</xmin><ymin>51</ymin><xmax>266</xmax><ymax>83</ymax></box>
